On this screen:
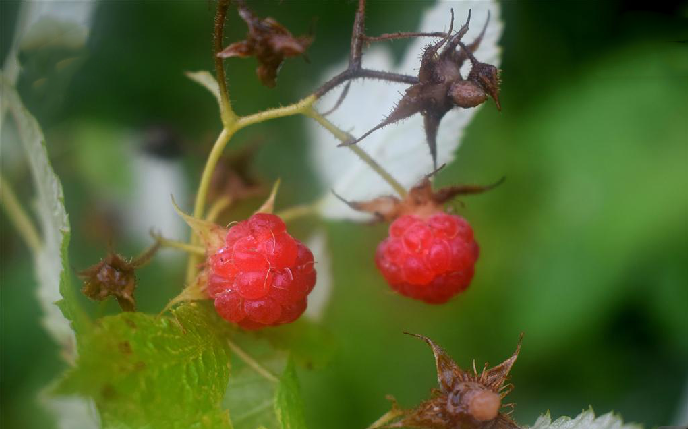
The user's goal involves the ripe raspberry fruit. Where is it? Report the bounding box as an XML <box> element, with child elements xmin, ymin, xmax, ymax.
<box><xmin>375</xmin><ymin>212</ymin><xmax>478</xmax><ymax>304</ymax></box>
<box><xmin>207</xmin><ymin>213</ymin><xmax>315</xmax><ymax>329</ymax></box>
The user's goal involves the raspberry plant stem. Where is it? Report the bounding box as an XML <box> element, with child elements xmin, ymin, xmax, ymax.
<box><xmin>156</xmin><ymin>236</ymin><xmax>205</xmax><ymax>256</ymax></box>
<box><xmin>305</xmin><ymin>107</ymin><xmax>408</xmax><ymax>198</ymax></box>
<box><xmin>276</xmin><ymin>203</ymin><xmax>319</xmax><ymax>223</ymax></box>
<box><xmin>205</xmin><ymin>196</ymin><xmax>232</xmax><ymax>223</ymax></box>
<box><xmin>187</xmin><ymin>95</ymin><xmax>318</xmax><ymax>281</ymax></box>
<box><xmin>0</xmin><ymin>174</ymin><xmax>42</xmax><ymax>253</ymax></box>
<box><xmin>214</xmin><ymin>0</ymin><xmax>238</xmax><ymax>126</ymax></box>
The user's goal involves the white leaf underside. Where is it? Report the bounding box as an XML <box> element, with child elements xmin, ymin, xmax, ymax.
<box><xmin>530</xmin><ymin>409</ymin><xmax>642</xmax><ymax>429</ymax></box>
<box><xmin>3</xmin><ymin>73</ymin><xmax>99</xmax><ymax>428</ymax></box>
<box><xmin>303</xmin><ymin>229</ymin><xmax>332</xmax><ymax>321</ymax></box>
<box><xmin>309</xmin><ymin>0</ymin><xmax>503</xmax><ymax>221</ymax></box>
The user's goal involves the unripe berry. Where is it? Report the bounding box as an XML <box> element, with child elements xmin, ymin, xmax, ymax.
<box><xmin>375</xmin><ymin>213</ymin><xmax>478</xmax><ymax>304</ymax></box>
<box><xmin>208</xmin><ymin>213</ymin><xmax>315</xmax><ymax>329</ymax></box>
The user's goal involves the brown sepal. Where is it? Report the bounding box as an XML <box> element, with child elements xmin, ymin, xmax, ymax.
<box><xmin>346</xmin><ymin>10</ymin><xmax>501</xmax><ymax>167</ymax></box>
<box><xmin>377</xmin><ymin>334</ymin><xmax>523</xmax><ymax>429</ymax></box>
<box><xmin>339</xmin><ymin>177</ymin><xmax>503</xmax><ymax>222</ymax></box>
<box><xmin>218</xmin><ymin>4</ymin><xmax>312</xmax><ymax>87</ymax></box>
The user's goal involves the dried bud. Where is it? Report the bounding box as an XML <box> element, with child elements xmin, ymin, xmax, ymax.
<box><xmin>468</xmin><ymin>62</ymin><xmax>501</xmax><ymax>110</ymax></box>
<box><xmin>78</xmin><ymin>242</ymin><xmax>159</xmax><ymax>312</ymax></box>
<box><xmin>218</xmin><ymin>4</ymin><xmax>312</xmax><ymax>87</ymax></box>
<box><xmin>449</xmin><ymin>81</ymin><xmax>487</xmax><ymax>109</ymax></box>
<box><xmin>345</xmin><ymin>11</ymin><xmax>501</xmax><ymax>167</ymax></box>
<box><xmin>377</xmin><ymin>333</ymin><xmax>523</xmax><ymax>429</ymax></box>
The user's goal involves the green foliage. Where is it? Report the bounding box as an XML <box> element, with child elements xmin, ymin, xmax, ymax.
<box><xmin>223</xmin><ymin>328</ymin><xmax>316</xmax><ymax>429</ymax></box>
<box><xmin>532</xmin><ymin>409</ymin><xmax>642</xmax><ymax>429</ymax></box>
<box><xmin>1</xmin><ymin>75</ymin><xmax>87</xmax><ymax>350</ymax></box>
<box><xmin>55</xmin><ymin>303</ymin><xmax>233</xmax><ymax>429</ymax></box>
<box><xmin>275</xmin><ymin>358</ymin><xmax>307</xmax><ymax>429</ymax></box>
<box><xmin>258</xmin><ymin>320</ymin><xmax>337</xmax><ymax>370</ymax></box>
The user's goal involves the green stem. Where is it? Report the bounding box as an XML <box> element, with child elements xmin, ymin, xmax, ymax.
<box><xmin>367</xmin><ymin>408</ymin><xmax>404</xmax><ymax>429</ymax></box>
<box><xmin>304</xmin><ymin>107</ymin><xmax>408</xmax><ymax>198</ymax></box>
<box><xmin>205</xmin><ymin>196</ymin><xmax>232</xmax><ymax>223</ymax></box>
<box><xmin>158</xmin><ymin>237</ymin><xmax>205</xmax><ymax>256</ymax></box>
<box><xmin>227</xmin><ymin>338</ymin><xmax>279</xmax><ymax>383</ymax></box>
<box><xmin>187</xmin><ymin>95</ymin><xmax>317</xmax><ymax>281</ymax></box>
<box><xmin>0</xmin><ymin>174</ymin><xmax>42</xmax><ymax>252</ymax></box>
<box><xmin>275</xmin><ymin>203</ymin><xmax>318</xmax><ymax>223</ymax></box>
<box><xmin>213</xmin><ymin>0</ymin><xmax>237</xmax><ymax>126</ymax></box>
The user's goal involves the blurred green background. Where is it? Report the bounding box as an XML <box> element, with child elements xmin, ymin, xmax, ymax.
<box><xmin>2</xmin><ymin>1</ymin><xmax>687</xmax><ymax>428</ymax></box>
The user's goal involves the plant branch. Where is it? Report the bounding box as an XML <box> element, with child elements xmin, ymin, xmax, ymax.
<box><xmin>227</xmin><ymin>338</ymin><xmax>279</xmax><ymax>383</ymax></box>
<box><xmin>214</xmin><ymin>0</ymin><xmax>237</xmax><ymax>125</ymax></box>
<box><xmin>205</xmin><ymin>196</ymin><xmax>232</xmax><ymax>223</ymax></box>
<box><xmin>362</xmin><ymin>31</ymin><xmax>447</xmax><ymax>42</ymax></box>
<box><xmin>275</xmin><ymin>203</ymin><xmax>318</xmax><ymax>223</ymax></box>
<box><xmin>187</xmin><ymin>95</ymin><xmax>317</xmax><ymax>281</ymax></box>
<box><xmin>304</xmin><ymin>107</ymin><xmax>408</xmax><ymax>198</ymax></box>
<box><xmin>153</xmin><ymin>234</ymin><xmax>205</xmax><ymax>256</ymax></box>
<box><xmin>315</xmin><ymin>68</ymin><xmax>417</xmax><ymax>99</ymax></box>
<box><xmin>0</xmin><ymin>174</ymin><xmax>42</xmax><ymax>252</ymax></box>
<box><xmin>312</xmin><ymin>0</ymin><xmax>419</xmax><ymax>99</ymax></box>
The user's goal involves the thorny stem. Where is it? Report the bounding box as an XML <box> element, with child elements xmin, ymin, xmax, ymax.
<box><xmin>130</xmin><ymin>239</ymin><xmax>162</xmax><ymax>268</ymax></box>
<box><xmin>313</xmin><ymin>0</ymin><xmax>428</xmax><ymax>99</ymax></box>
<box><xmin>214</xmin><ymin>0</ymin><xmax>238</xmax><ymax>126</ymax></box>
<box><xmin>305</xmin><ymin>108</ymin><xmax>408</xmax><ymax>198</ymax></box>
<box><xmin>315</xmin><ymin>67</ymin><xmax>418</xmax><ymax>99</ymax></box>
<box><xmin>226</xmin><ymin>338</ymin><xmax>279</xmax><ymax>383</ymax></box>
<box><xmin>0</xmin><ymin>174</ymin><xmax>42</xmax><ymax>252</ymax></box>
<box><xmin>363</xmin><ymin>31</ymin><xmax>447</xmax><ymax>42</ymax></box>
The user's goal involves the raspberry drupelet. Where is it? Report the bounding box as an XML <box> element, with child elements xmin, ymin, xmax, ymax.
<box><xmin>207</xmin><ymin>213</ymin><xmax>315</xmax><ymax>329</ymax></box>
<box><xmin>375</xmin><ymin>212</ymin><xmax>478</xmax><ymax>304</ymax></box>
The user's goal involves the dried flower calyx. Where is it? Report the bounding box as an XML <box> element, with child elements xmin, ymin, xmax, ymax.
<box><xmin>374</xmin><ymin>333</ymin><xmax>523</xmax><ymax>429</ymax></box>
<box><xmin>78</xmin><ymin>241</ymin><xmax>160</xmax><ymax>312</ymax></box>
<box><xmin>337</xmin><ymin>177</ymin><xmax>504</xmax><ymax>222</ymax></box>
<box><xmin>344</xmin><ymin>11</ymin><xmax>501</xmax><ymax>167</ymax></box>
<box><xmin>218</xmin><ymin>1</ymin><xmax>312</xmax><ymax>87</ymax></box>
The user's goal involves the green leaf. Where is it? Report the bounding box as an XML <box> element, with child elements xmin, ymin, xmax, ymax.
<box><xmin>223</xmin><ymin>327</ymin><xmax>317</xmax><ymax>429</ymax></box>
<box><xmin>55</xmin><ymin>303</ymin><xmax>233</xmax><ymax>429</ymax></box>
<box><xmin>185</xmin><ymin>71</ymin><xmax>222</xmax><ymax>112</ymax></box>
<box><xmin>1</xmin><ymin>75</ymin><xmax>88</xmax><ymax>358</ymax></box>
<box><xmin>257</xmin><ymin>319</ymin><xmax>337</xmax><ymax>370</ymax></box>
<box><xmin>223</xmin><ymin>334</ymin><xmax>284</xmax><ymax>429</ymax></box>
<box><xmin>274</xmin><ymin>358</ymin><xmax>307</xmax><ymax>429</ymax></box>
<box><xmin>530</xmin><ymin>409</ymin><xmax>642</xmax><ymax>429</ymax></box>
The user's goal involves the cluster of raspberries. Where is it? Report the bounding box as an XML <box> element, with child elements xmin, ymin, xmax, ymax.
<box><xmin>205</xmin><ymin>210</ymin><xmax>478</xmax><ymax>329</ymax></box>
<box><xmin>207</xmin><ymin>213</ymin><xmax>315</xmax><ymax>330</ymax></box>
<box><xmin>375</xmin><ymin>213</ymin><xmax>479</xmax><ymax>304</ymax></box>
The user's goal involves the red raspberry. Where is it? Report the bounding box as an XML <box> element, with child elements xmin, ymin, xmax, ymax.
<box><xmin>208</xmin><ymin>213</ymin><xmax>315</xmax><ymax>329</ymax></box>
<box><xmin>375</xmin><ymin>212</ymin><xmax>478</xmax><ymax>304</ymax></box>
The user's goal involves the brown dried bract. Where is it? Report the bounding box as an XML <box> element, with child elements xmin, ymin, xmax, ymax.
<box><xmin>375</xmin><ymin>333</ymin><xmax>522</xmax><ymax>429</ymax></box>
<box><xmin>78</xmin><ymin>241</ymin><xmax>160</xmax><ymax>312</ymax></box>
<box><xmin>344</xmin><ymin>11</ymin><xmax>501</xmax><ymax>167</ymax></box>
<box><xmin>337</xmin><ymin>177</ymin><xmax>504</xmax><ymax>222</ymax></box>
<box><xmin>218</xmin><ymin>2</ymin><xmax>312</xmax><ymax>87</ymax></box>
